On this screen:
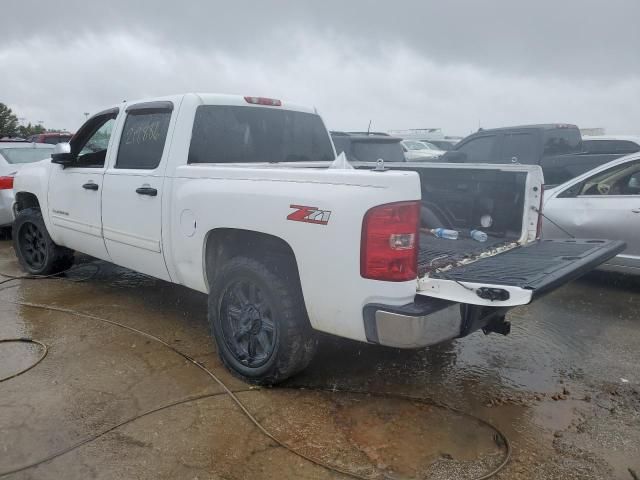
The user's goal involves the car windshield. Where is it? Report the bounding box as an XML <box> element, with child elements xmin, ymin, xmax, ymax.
<box><xmin>543</xmin><ymin>128</ymin><xmax>582</xmax><ymax>155</ymax></box>
<box><xmin>352</xmin><ymin>141</ymin><xmax>405</xmax><ymax>162</ymax></box>
<box><xmin>402</xmin><ymin>140</ymin><xmax>428</xmax><ymax>151</ymax></box>
<box><xmin>421</xmin><ymin>141</ymin><xmax>440</xmax><ymax>150</ymax></box>
<box><xmin>0</xmin><ymin>147</ymin><xmax>55</xmax><ymax>164</ymax></box>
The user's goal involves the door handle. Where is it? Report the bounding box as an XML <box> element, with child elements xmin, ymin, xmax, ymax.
<box><xmin>136</xmin><ymin>186</ymin><xmax>158</xmax><ymax>197</ymax></box>
<box><xmin>82</xmin><ymin>182</ymin><xmax>99</xmax><ymax>191</ymax></box>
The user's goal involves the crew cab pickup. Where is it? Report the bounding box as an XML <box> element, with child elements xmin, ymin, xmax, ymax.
<box><xmin>444</xmin><ymin>124</ymin><xmax>626</xmax><ymax>186</ymax></box>
<box><xmin>11</xmin><ymin>94</ymin><xmax>625</xmax><ymax>384</ymax></box>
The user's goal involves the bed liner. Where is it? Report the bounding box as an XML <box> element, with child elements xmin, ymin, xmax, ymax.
<box><xmin>418</xmin><ymin>233</ymin><xmax>515</xmax><ymax>275</ymax></box>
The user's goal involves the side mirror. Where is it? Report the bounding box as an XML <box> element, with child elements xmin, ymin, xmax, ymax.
<box><xmin>443</xmin><ymin>151</ymin><xmax>468</xmax><ymax>163</ymax></box>
<box><xmin>51</xmin><ymin>142</ymin><xmax>75</xmax><ymax>167</ymax></box>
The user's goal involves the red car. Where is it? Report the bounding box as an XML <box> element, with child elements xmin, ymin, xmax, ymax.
<box><xmin>27</xmin><ymin>132</ymin><xmax>73</xmax><ymax>144</ymax></box>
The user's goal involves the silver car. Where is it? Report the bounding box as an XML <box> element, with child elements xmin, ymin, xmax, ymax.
<box><xmin>0</xmin><ymin>143</ymin><xmax>55</xmax><ymax>228</ymax></box>
<box><xmin>542</xmin><ymin>153</ymin><xmax>640</xmax><ymax>275</ymax></box>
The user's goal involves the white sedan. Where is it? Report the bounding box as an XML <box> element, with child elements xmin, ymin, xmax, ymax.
<box><xmin>542</xmin><ymin>153</ymin><xmax>640</xmax><ymax>275</ymax></box>
<box><xmin>0</xmin><ymin>143</ymin><xmax>55</xmax><ymax>228</ymax></box>
<box><xmin>401</xmin><ymin>140</ymin><xmax>446</xmax><ymax>161</ymax></box>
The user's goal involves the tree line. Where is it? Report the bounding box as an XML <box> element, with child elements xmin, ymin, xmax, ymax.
<box><xmin>0</xmin><ymin>102</ymin><xmax>63</xmax><ymax>138</ymax></box>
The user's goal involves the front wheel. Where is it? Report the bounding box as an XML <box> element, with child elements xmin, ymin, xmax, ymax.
<box><xmin>13</xmin><ymin>208</ymin><xmax>74</xmax><ymax>275</ymax></box>
<box><xmin>208</xmin><ymin>256</ymin><xmax>317</xmax><ymax>385</ymax></box>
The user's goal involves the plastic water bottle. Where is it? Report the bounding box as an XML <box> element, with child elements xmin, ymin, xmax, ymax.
<box><xmin>431</xmin><ymin>228</ymin><xmax>459</xmax><ymax>240</ymax></box>
<box><xmin>470</xmin><ymin>229</ymin><xmax>488</xmax><ymax>242</ymax></box>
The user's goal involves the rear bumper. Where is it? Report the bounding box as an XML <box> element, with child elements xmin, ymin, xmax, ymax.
<box><xmin>363</xmin><ymin>297</ymin><xmax>509</xmax><ymax>348</ymax></box>
<box><xmin>0</xmin><ymin>191</ymin><xmax>15</xmax><ymax>227</ymax></box>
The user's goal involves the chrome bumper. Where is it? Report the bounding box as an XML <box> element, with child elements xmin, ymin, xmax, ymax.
<box><xmin>363</xmin><ymin>298</ymin><xmax>461</xmax><ymax>348</ymax></box>
<box><xmin>363</xmin><ymin>298</ymin><xmax>510</xmax><ymax>349</ymax></box>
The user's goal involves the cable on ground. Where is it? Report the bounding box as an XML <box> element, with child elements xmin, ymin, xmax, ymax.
<box><xmin>0</xmin><ymin>298</ymin><xmax>511</xmax><ymax>480</ymax></box>
<box><xmin>0</xmin><ymin>338</ymin><xmax>48</xmax><ymax>382</ymax></box>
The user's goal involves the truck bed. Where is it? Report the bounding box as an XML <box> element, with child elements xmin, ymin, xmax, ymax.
<box><xmin>418</xmin><ymin>233</ymin><xmax>513</xmax><ymax>274</ymax></box>
<box><xmin>425</xmin><ymin>238</ymin><xmax>626</xmax><ymax>297</ymax></box>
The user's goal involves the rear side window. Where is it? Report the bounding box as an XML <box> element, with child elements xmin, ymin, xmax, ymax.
<box><xmin>188</xmin><ymin>106</ymin><xmax>334</xmax><ymax>163</ymax></box>
<box><xmin>116</xmin><ymin>111</ymin><xmax>171</xmax><ymax>169</ymax></box>
<box><xmin>457</xmin><ymin>135</ymin><xmax>496</xmax><ymax>162</ymax></box>
<box><xmin>501</xmin><ymin>133</ymin><xmax>538</xmax><ymax>164</ymax></box>
<box><xmin>543</xmin><ymin>128</ymin><xmax>582</xmax><ymax>155</ymax></box>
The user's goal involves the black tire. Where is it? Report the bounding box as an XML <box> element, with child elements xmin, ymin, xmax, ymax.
<box><xmin>208</xmin><ymin>256</ymin><xmax>317</xmax><ymax>385</ymax></box>
<box><xmin>13</xmin><ymin>208</ymin><xmax>74</xmax><ymax>275</ymax></box>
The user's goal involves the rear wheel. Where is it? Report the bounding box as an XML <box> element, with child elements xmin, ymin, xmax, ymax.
<box><xmin>13</xmin><ymin>208</ymin><xmax>74</xmax><ymax>275</ymax></box>
<box><xmin>208</xmin><ymin>256</ymin><xmax>317</xmax><ymax>385</ymax></box>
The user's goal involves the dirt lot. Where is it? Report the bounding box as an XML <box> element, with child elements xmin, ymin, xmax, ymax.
<box><xmin>1</xmin><ymin>239</ymin><xmax>639</xmax><ymax>480</ymax></box>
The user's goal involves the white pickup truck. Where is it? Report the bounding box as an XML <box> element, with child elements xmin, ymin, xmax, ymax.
<box><xmin>11</xmin><ymin>93</ymin><xmax>624</xmax><ymax>384</ymax></box>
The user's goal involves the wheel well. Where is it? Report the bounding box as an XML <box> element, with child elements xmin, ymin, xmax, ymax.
<box><xmin>204</xmin><ymin>229</ymin><xmax>299</xmax><ymax>292</ymax></box>
<box><xmin>14</xmin><ymin>192</ymin><xmax>40</xmax><ymax>212</ymax></box>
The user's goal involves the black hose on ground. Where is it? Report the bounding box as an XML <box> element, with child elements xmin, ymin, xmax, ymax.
<box><xmin>0</xmin><ymin>338</ymin><xmax>48</xmax><ymax>382</ymax></box>
<box><xmin>0</xmin><ymin>263</ymin><xmax>101</xmax><ymax>286</ymax></box>
<box><xmin>0</xmin><ymin>299</ymin><xmax>511</xmax><ymax>480</ymax></box>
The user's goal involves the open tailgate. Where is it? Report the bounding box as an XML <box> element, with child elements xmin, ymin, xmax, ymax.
<box><xmin>417</xmin><ymin>239</ymin><xmax>626</xmax><ymax>306</ymax></box>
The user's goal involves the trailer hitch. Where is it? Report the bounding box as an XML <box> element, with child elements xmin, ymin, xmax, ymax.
<box><xmin>482</xmin><ymin>316</ymin><xmax>512</xmax><ymax>336</ymax></box>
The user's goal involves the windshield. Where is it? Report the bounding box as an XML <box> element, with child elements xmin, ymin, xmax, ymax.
<box><xmin>421</xmin><ymin>141</ymin><xmax>440</xmax><ymax>150</ymax></box>
<box><xmin>543</xmin><ymin>128</ymin><xmax>582</xmax><ymax>155</ymax></box>
<box><xmin>188</xmin><ymin>106</ymin><xmax>334</xmax><ymax>163</ymax></box>
<box><xmin>0</xmin><ymin>147</ymin><xmax>55</xmax><ymax>164</ymax></box>
<box><xmin>352</xmin><ymin>141</ymin><xmax>405</xmax><ymax>162</ymax></box>
<box><xmin>402</xmin><ymin>140</ymin><xmax>429</xmax><ymax>151</ymax></box>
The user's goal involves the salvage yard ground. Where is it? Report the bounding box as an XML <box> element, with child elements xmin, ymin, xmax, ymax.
<box><xmin>0</xmin><ymin>240</ymin><xmax>639</xmax><ymax>480</ymax></box>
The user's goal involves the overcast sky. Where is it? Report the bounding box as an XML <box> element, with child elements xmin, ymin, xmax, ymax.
<box><xmin>2</xmin><ymin>0</ymin><xmax>639</xmax><ymax>135</ymax></box>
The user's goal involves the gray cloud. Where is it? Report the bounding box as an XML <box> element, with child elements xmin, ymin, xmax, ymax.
<box><xmin>2</xmin><ymin>0</ymin><xmax>639</xmax><ymax>134</ymax></box>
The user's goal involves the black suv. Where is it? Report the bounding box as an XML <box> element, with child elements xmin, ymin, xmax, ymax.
<box><xmin>444</xmin><ymin>124</ymin><xmax>626</xmax><ymax>185</ymax></box>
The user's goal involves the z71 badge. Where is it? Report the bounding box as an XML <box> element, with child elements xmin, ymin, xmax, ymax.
<box><xmin>287</xmin><ymin>205</ymin><xmax>331</xmax><ymax>225</ymax></box>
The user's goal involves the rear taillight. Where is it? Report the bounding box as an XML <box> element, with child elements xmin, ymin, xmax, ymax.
<box><xmin>361</xmin><ymin>201</ymin><xmax>420</xmax><ymax>282</ymax></box>
<box><xmin>536</xmin><ymin>185</ymin><xmax>544</xmax><ymax>239</ymax></box>
<box><xmin>0</xmin><ymin>176</ymin><xmax>14</xmax><ymax>190</ymax></box>
<box><xmin>244</xmin><ymin>96</ymin><xmax>282</xmax><ymax>106</ymax></box>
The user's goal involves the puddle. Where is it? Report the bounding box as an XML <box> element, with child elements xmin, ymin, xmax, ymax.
<box><xmin>242</xmin><ymin>389</ymin><xmax>506</xmax><ymax>479</ymax></box>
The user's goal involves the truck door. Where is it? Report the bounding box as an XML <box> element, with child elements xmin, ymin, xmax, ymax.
<box><xmin>47</xmin><ymin>109</ymin><xmax>118</xmax><ymax>260</ymax></box>
<box><xmin>101</xmin><ymin>101</ymin><xmax>175</xmax><ymax>280</ymax></box>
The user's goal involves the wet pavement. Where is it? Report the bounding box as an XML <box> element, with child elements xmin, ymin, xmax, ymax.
<box><xmin>0</xmin><ymin>239</ymin><xmax>639</xmax><ymax>479</ymax></box>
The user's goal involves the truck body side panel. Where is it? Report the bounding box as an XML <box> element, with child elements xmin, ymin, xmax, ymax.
<box><xmin>167</xmin><ymin>165</ymin><xmax>422</xmax><ymax>342</ymax></box>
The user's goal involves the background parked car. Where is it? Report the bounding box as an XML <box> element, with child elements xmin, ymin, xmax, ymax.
<box><xmin>401</xmin><ymin>139</ymin><xmax>445</xmax><ymax>161</ymax></box>
<box><xmin>542</xmin><ymin>153</ymin><xmax>640</xmax><ymax>275</ymax></box>
<box><xmin>330</xmin><ymin>131</ymin><xmax>406</xmax><ymax>162</ymax></box>
<box><xmin>442</xmin><ymin>124</ymin><xmax>626</xmax><ymax>186</ymax></box>
<box><xmin>582</xmin><ymin>135</ymin><xmax>640</xmax><ymax>155</ymax></box>
<box><xmin>26</xmin><ymin>132</ymin><xmax>73</xmax><ymax>144</ymax></box>
<box><xmin>0</xmin><ymin>142</ymin><xmax>55</xmax><ymax>230</ymax></box>
<box><xmin>428</xmin><ymin>139</ymin><xmax>459</xmax><ymax>151</ymax></box>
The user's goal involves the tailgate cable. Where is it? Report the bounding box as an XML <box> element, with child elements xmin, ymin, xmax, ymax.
<box><xmin>532</xmin><ymin>206</ymin><xmax>575</xmax><ymax>239</ymax></box>
<box><xmin>0</xmin><ymin>271</ymin><xmax>511</xmax><ymax>480</ymax></box>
